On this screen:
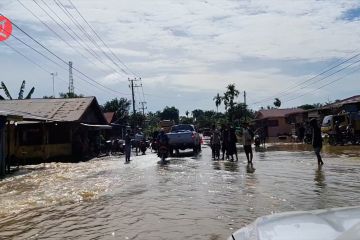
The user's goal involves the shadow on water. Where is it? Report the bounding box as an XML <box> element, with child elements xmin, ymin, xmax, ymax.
<box><xmin>171</xmin><ymin>150</ymin><xmax>200</xmax><ymax>159</ymax></box>
<box><xmin>210</xmin><ymin>160</ymin><xmax>239</xmax><ymax>172</ymax></box>
<box><xmin>223</xmin><ymin>161</ymin><xmax>239</xmax><ymax>172</ymax></box>
<box><xmin>212</xmin><ymin>161</ymin><xmax>221</xmax><ymax>170</ymax></box>
<box><xmin>246</xmin><ymin>163</ymin><xmax>256</xmax><ymax>174</ymax></box>
<box><xmin>314</xmin><ymin>166</ymin><xmax>326</xmax><ymax>190</ymax></box>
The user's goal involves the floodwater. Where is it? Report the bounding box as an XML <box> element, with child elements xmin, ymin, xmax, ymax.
<box><xmin>0</xmin><ymin>144</ymin><xmax>360</xmax><ymax>240</ymax></box>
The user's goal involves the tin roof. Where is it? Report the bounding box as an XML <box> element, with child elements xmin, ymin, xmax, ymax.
<box><xmin>255</xmin><ymin>108</ymin><xmax>304</xmax><ymax>119</ymax></box>
<box><xmin>0</xmin><ymin>97</ymin><xmax>101</xmax><ymax>122</ymax></box>
<box><xmin>322</xmin><ymin>95</ymin><xmax>360</xmax><ymax>109</ymax></box>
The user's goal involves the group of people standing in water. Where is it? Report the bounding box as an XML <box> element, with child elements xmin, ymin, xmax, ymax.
<box><xmin>210</xmin><ymin>119</ymin><xmax>324</xmax><ymax>167</ymax></box>
<box><xmin>210</xmin><ymin>123</ymin><xmax>254</xmax><ymax>165</ymax></box>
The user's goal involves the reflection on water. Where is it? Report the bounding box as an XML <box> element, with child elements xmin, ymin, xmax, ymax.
<box><xmin>314</xmin><ymin>166</ymin><xmax>326</xmax><ymax>189</ymax></box>
<box><xmin>0</xmin><ymin>144</ymin><xmax>360</xmax><ymax>239</ymax></box>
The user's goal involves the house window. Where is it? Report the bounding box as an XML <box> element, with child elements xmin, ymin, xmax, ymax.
<box><xmin>48</xmin><ymin>125</ymin><xmax>70</xmax><ymax>144</ymax></box>
<box><xmin>267</xmin><ymin>120</ymin><xmax>279</xmax><ymax>127</ymax></box>
<box><xmin>20</xmin><ymin>127</ymin><xmax>43</xmax><ymax>146</ymax></box>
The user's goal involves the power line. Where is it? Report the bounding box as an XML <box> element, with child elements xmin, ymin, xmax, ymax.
<box><xmin>259</xmin><ymin>56</ymin><xmax>360</xmax><ymax>104</ymax></box>
<box><xmin>0</xmin><ymin>13</ymin><xmax>130</xmax><ymax>96</ymax></box>
<box><xmin>55</xmin><ymin>0</ymin><xmax>129</xmax><ymax>76</ymax></box>
<box><xmin>250</xmin><ymin>52</ymin><xmax>360</xmax><ymax>105</ymax></box>
<box><xmin>68</xmin><ymin>0</ymin><xmax>140</xmax><ymax>78</ymax></box>
<box><xmin>282</xmin><ymin>62</ymin><xmax>360</xmax><ymax>103</ymax></box>
<box><xmin>2</xmin><ymin>41</ymin><xmax>95</xmax><ymax>97</ymax></box>
<box><xmin>16</xmin><ymin>0</ymin><xmax>115</xmax><ymax>78</ymax></box>
<box><xmin>33</xmin><ymin>0</ymin><xmax>126</xmax><ymax>78</ymax></box>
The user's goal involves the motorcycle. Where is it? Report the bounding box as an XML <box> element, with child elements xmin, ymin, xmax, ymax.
<box><xmin>254</xmin><ymin>134</ymin><xmax>261</xmax><ymax>147</ymax></box>
<box><xmin>158</xmin><ymin>144</ymin><xmax>169</xmax><ymax>164</ymax></box>
<box><xmin>151</xmin><ymin>139</ymin><xmax>159</xmax><ymax>152</ymax></box>
<box><xmin>139</xmin><ymin>139</ymin><xmax>147</xmax><ymax>155</ymax></box>
<box><xmin>304</xmin><ymin>133</ymin><xmax>312</xmax><ymax>144</ymax></box>
<box><xmin>111</xmin><ymin>139</ymin><xmax>124</xmax><ymax>154</ymax></box>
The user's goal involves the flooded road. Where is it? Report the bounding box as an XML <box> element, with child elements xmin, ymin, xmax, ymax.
<box><xmin>0</xmin><ymin>144</ymin><xmax>360</xmax><ymax>239</ymax></box>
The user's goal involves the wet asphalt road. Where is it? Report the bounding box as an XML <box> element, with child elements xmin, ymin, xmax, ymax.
<box><xmin>0</xmin><ymin>143</ymin><xmax>360</xmax><ymax>239</ymax></box>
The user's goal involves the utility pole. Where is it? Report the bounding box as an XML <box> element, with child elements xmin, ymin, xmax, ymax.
<box><xmin>128</xmin><ymin>77</ymin><xmax>141</xmax><ymax>115</ymax></box>
<box><xmin>50</xmin><ymin>72</ymin><xmax>57</xmax><ymax>98</ymax></box>
<box><xmin>244</xmin><ymin>91</ymin><xmax>247</xmax><ymax>122</ymax></box>
<box><xmin>139</xmin><ymin>101</ymin><xmax>147</xmax><ymax>115</ymax></box>
<box><xmin>68</xmin><ymin>61</ymin><xmax>74</xmax><ymax>96</ymax></box>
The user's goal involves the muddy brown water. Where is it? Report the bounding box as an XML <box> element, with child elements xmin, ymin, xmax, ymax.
<box><xmin>0</xmin><ymin>144</ymin><xmax>359</xmax><ymax>239</ymax></box>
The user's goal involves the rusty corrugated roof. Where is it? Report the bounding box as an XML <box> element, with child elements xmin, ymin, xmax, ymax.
<box><xmin>255</xmin><ymin>108</ymin><xmax>304</xmax><ymax>119</ymax></box>
<box><xmin>322</xmin><ymin>95</ymin><xmax>360</xmax><ymax>109</ymax></box>
<box><xmin>0</xmin><ymin>97</ymin><xmax>95</xmax><ymax>121</ymax></box>
<box><xmin>103</xmin><ymin>112</ymin><xmax>115</xmax><ymax>124</ymax></box>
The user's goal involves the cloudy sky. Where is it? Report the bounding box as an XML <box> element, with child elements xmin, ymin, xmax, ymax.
<box><xmin>1</xmin><ymin>0</ymin><xmax>360</xmax><ymax>115</ymax></box>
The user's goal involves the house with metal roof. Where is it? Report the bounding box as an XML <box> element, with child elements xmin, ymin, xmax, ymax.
<box><xmin>253</xmin><ymin>108</ymin><xmax>305</xmax><ymax>139</ymax></box>
<box><xmin>0</xmin><ymin>97</ymin><xmax>110</xmax><ymax>165</ymax></box>
<box><xmin>306</xmin><ymin>95</ymin><xmax>360</xmax><ymax>120</ymax></box>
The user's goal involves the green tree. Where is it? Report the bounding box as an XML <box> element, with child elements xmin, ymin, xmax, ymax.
<box><xmin>102</xmin><ymin>98</ymin><xmax>131</xmax><ymax>124</ymax></box>
<box><xmin>298</xmin><ymin>104</ymin><xmax>315</xmax><ymax>110</ymax></box>
<box><xmin>129</xmin><ymin>112</ymin><xmax>146</xmax><ymax>128</ymax></box>
<box><xmin>192</xmin><ymin>109</ymin><xmax>204</xmax><ymax>121</ymax></box>
<box><xmin>160</xmin><ymin>106</ymin><xmax>179</xmax><ymax>123</ymax></box>
<box><xmin>0</xmin><ymin>80</ymin><xmax>35</xmax><ymax>100</ymax></box>
<box><xmin>59</xmin><ymin>92</ymin><xmax>84</xmax><ymax>98</ymax></box>
<box><xmin>213</xmin><ymin>93</ymin><xmax>222</xmax><ymax>112</ymax></box>
<box><xmin>232</xmin><ymin>103</ymin><xmax>255</xmax><ymax>123</ymax></box>
<box><xmin>223</xmin><ymin>84</ymin><xmax>240</xmax><ymax>122</ymax></box>
<box><xmin>185</xmin><ymin>110</ymin><xmax>189</xmax><ymax>118</ymax></box>
<box><xmin>179</xmin><ymin>116</ymin><xmax>193</xmax><ymax>124</ymax></box>
<box><xmin>223</xmin><ymin>84</ymin><xmax>239</xmax><ymax>110</ymax></box>
<box><xmin>273</xmin><ymin>98</ymin><xmax>281</xmax><ymax>108</ymax></box>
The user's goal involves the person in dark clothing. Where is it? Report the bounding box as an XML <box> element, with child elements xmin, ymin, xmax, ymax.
<box><xmin>298</xmin><ymin>124</ymin><xmax>305</xmax><ymax>142</ymax></box>
<box><xmin>221</xmin><ymin>125</ymin><xmax>229</xmax><ymax>160</ymax></box>
<box><xmin>210</xmin><ymin>125</ymin><xmax>221</xmax><ymax>160</ymax></box>
<box><xmin>124</xmin><ymin>129</ymin><xmax>132</xmax><ymax>163</ymax></box>
<box><xmin>227</xmin><ymin>127</ymin><xmax>238</xmax><ymax>161</ymax></box>
<box><xmin>157</xmin><ymin>128</ymin><xmax>169</xmax><ymax>157</ymax></box>
<box><xmin>310</xmin><ymin>119</ymin><xmax>324</xmax><ymax>165</ymax></box>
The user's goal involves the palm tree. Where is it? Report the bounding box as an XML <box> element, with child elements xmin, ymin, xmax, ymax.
<box><xmin>273</xmin><ymin>98</ymin><xmax>281</xmax><ymax>108</ymax></box>
<box><xmin>0</xmin><ymin>80</ymin><xmax>35</xmax><ymax>100</ymax></box>
<box><xmin>223</xmin><ymin>84</ymin><xmax>239</xmax><ymax>110</ymax></box>
<box><xmin>213</xmin><ymin>93</ymin><xmax>222</xmax><ymax>112</ymax></box>
<box><xmin>185</xmin><ymin>110</ymin><xmax>189</xmax><ymax>118</ymax></box>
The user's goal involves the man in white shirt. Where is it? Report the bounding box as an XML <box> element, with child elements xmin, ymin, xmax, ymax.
<box><xmin>243</xmin><ymin>123</ymin><xmax>253</xmax><ymax>165</ymax></box>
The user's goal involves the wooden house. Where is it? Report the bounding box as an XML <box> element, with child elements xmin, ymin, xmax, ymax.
<box><xmin>0</xmin><ymin>97</ymin><xmax>110</xmax><ymax>165</ymax></box>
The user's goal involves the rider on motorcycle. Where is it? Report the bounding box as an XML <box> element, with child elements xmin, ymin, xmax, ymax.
<box><xmin>157</xmin><ymin>128</ymin><xmax>169</xmax><ymax>157</ymax></box>
<box><xmin>157</xmin><ymin>128</ymin><xmax>169</xmax><ymax>145</ymax></box>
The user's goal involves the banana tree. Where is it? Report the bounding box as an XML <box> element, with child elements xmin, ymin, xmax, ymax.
<box><xmin>0</xmin><ymin>80</ymin><xmax>35</xmax><ymax>100</ymax></box>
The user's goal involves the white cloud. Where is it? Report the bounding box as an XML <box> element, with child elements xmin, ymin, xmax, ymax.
<box><xmin>1</xmin><ymin>0</ymin><xmax>360</xmax><ymax>109</ymax></box>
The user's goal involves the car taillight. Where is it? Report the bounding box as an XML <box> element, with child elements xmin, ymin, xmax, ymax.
<box><xmin>192</xmin><ymin>132</ymin><xmax>195</xmax><ymax>139</ymax></box>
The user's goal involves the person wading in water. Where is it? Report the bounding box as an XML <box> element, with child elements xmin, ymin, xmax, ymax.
<box><xmin>310</xmin><ymin>118</ymin><xmax>324</xmax><ymax>165</ymax></box>
<box><xmin>124</xmin><ymin>129</ymin><xmax>132</xmax><ymax>163</ymax></box>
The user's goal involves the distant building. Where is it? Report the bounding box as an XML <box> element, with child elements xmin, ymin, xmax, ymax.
<box><xmin>0</xmin><ymin>97</ymin><xmax>110</xmax><ymax>165</ymax></box>
<box><xmin>253</xmin><ymin>108</ymin><xmax>305</xmax><ymax>138</ymax></box>
<box><xmin>307</xmin><ymin>95</ymin><xmax>360</xmax><ymax>121</ymax></box>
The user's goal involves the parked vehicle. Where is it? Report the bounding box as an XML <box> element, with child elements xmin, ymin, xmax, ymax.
<box><xmin>321</xmin><ymin>112</ymin><xmax>360</xmax><ymax>145</ymax></box>
<box><xmin>167</xmin><ymin>124</ymin><xmax>201</xmax><ymax>155</ymax></box>
<box><xmin>229</xmin><ymin>206</ymin><xmax>360</xmax><ymax>240</ymax></box>
<box><xmin>159</xmin><ymin>120</ymin><xmax>174</xmax><ymax>133</ymax></box>
<box><xmin>111</xmin><ymin>138</ymin><xmax>124</xmax><ymax>154</ymax></box>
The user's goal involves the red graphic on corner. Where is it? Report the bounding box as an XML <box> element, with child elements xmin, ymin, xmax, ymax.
<box><xmin>0</xmin><ymin>15</ymin><xmax>12</xmax><ymax>42</ymax></box>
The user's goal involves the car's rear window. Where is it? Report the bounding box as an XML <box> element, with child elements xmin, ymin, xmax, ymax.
<box><xmin>171</xmin><ymin>125</ymin><xmax>194</xmax><ymax>132</ymax></box>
